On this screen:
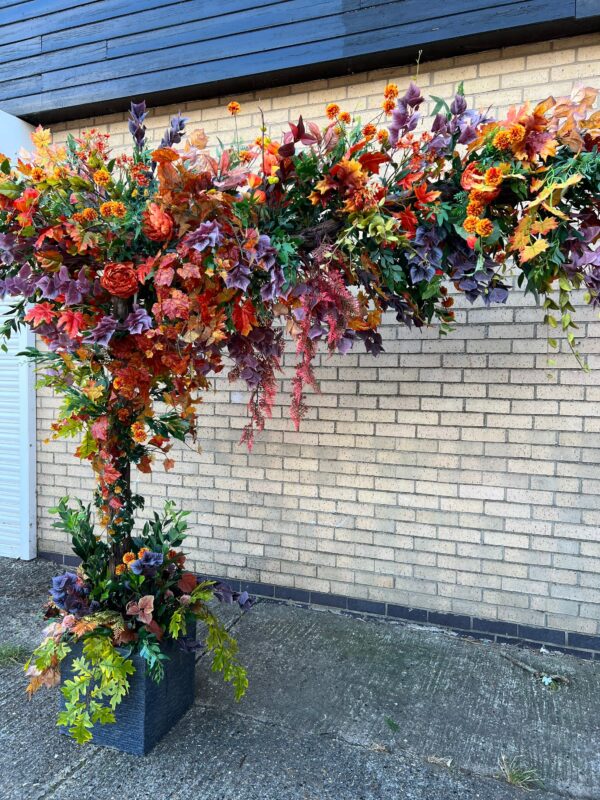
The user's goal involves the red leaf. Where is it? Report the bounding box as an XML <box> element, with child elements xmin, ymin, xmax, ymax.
<box><xmin>358</xmin><ymin>152</ymin><xmax>390</xmax><ymax>174</ymax></box>
<box><xmin>232</xmin><ymin>298</ymin><xmax>257</xmax><ymax>336</ymax></box>
<box><xmin>178</xmin><ymin>572</ymin><xmax>197</xmax><ymax>593</ymax></box>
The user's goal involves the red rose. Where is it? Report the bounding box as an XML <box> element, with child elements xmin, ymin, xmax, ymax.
<box><xmin>101</xmin><ymin>262</ymin><xmax>138</xmax><ymax>298</ymax></box>
<box><xmin>142</xmin><ymin>202</ymin><xmax>174</xmax><ymax>242</ymax></box>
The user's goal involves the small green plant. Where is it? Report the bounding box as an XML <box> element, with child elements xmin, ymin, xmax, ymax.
<box><xmin>497</xmin><ymin>754</ymin><xmax>543</xmax><ymax>791</ymax></box>
<box><xmin>0</xmin><ymin>643</ymin><xmax>29</xmax><ymax>666</ymax></box>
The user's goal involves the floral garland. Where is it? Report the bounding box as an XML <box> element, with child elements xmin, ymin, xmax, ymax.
<box><xmin>0</xmin><ymin>81</ymin><xmax>598</xmax><ymax>743</ymax></box>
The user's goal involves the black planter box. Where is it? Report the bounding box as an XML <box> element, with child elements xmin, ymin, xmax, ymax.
<box><xmin>59</xmin><ymin>637</ymin><xmax>196</xmax><ymax>755</ymax></box>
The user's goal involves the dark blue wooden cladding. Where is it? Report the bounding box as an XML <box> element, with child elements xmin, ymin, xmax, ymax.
<box><xmin>0</xmin><ymin>0</ymin><xmax>597</xmax><ymax>122</ymax></box>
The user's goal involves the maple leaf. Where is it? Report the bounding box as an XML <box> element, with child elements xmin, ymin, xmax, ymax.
<box><xmin>232</xmin><ymin>299</ymin><xmax>257</xmax><ymax>336</ymax></box>
<box><xmin>531</xmin><ymin>217</ymin><xmax>558</xmax><ymax>235</ymax></box>
<box><xmin>178</xmin><ymin>262</ymin><xmax>201</xmax><ymax>281</ymax></box>
<box><xmin>24</xmin><ymin>302</ymin><xmax>56</xmax><ymax>327</ymax></box>
<box><xmin>163</xmin><ymin>457</ymin><xmax>175</xmax><ymax>472</ymax></box>
<box><xmin>520</xmin><ymin>239</ymin><xmax>549</xmax><ymax>263</ymax></box>
<box><xmin>414</xmin><ymin>183</ymin><xmax>441</xmax><ymax>205</ymax></box>
<box><xmin>358</xmin><ymin>152</ymin><xmax>390</xmax><ymax>174</ymax></box>
<box><xmin>509</xmin><ymin>214</ymin><xmax>534</xmax><ymax>253</ymax></box>
<box><xmin>161</xmin><ymin>290</ymin><xmax>190</xmax><ymax>320</ymax></box>
<box><xmin>57</xmin><ymin>310</ymin><xmax>86</xmax><ymax>338</ymax></box>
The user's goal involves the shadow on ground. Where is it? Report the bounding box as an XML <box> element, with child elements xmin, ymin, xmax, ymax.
<box><xmin>1</xmin><ymin>557</ymin><xmax>598</xmax><ymax>800</ymax></box>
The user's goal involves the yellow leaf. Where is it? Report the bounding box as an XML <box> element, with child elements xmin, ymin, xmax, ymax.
<box><xmin>520</xmin><ymin>239</ymin><xmax>549</xmax><ymax>263</ymax></box>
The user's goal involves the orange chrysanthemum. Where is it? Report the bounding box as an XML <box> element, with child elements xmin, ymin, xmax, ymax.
<box><xmin>362</xmin><ymin>123</ymin><xmax>377</xmax><ymax>139</ymax></box>
<box><xmin>227</xmin><ymin>101</ymin><xmax>241</xmax><ymax>116</ymax></box>
<box><xmin>382</xmin><ymin>98</ymin><xmax>396</xmax><ymax>114</ymax></box>
<box><xmin>377</xmin><ymin>129</ymin><xmax>389</xmax><ymax>143</ymax></box>
<box><xmin>383</xmin><ymin>83</ymin><xmax>399</xmax><ymax>99</ymax></box>
<box><xmin>138</xmin><ymin>547</ymin><xmax>149</xmax><ymax>558</ymax></box>
<box><xmin>325</xmin><ymin>103</ymin><xmax>340</xmax><ymax>120</ymax></box>
<box><xmin>122</xmin><ymin>551</ymin><xmax>136</xmax><ymax>565</ymax></box>
<box><xmin>476</xmin><ymin>218</ymin><xmax>494</xmax><ymax>237</ymax></box>
<box><xmin>115</xmin><ymin>564</ymin><xmax>126</xmax><ymax>576</ymax></box>
<box><xmin>339</xmin><ymin>111</ymin><xmax>352</xmax><ymax>124</ymax></box>
<box><xmin>93</xmin><ymin>169</ymin><xmax>111</xmax><ymax>186</ymax></box>
<box><xmin>463</xmin><ymin>215</ymin><xmax>480</xmax><ymax>233</ymax></box>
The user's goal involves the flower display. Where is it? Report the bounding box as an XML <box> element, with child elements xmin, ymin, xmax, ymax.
<box><xmin>0</xmin><ymin>81</ymin><xmax>598</xmax><ymax>743</ymax></box>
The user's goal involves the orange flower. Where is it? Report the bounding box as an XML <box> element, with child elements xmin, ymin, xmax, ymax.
<box><xmin>509</xmin><ymin>123</ymin><xmax>526</xmax><ymax>143</ymax></box>
<box><xmin>339</xmin><ymin>111</ymin><xmax>352</xmax><ymax>124</ymax></box>
<box><xmin>325</xmin><ymin>103</ymin><xmax>340</xmax><ymax>120</ymax></box>
<box><xmin>467</xmin><ymin>201</ymin><xmax>484</xmax><ymax>217</ymax></box>
<box><xmin>362</xmin><ymin>123</ymin><xmax>377</xmax><ymax>139</ymax></box>
<box><xmin>377</xmin><ymin>129</ymin><xmax>389</xmax><ymax>144</ymax></box>
<box><xmin>100</xmin><ymin>201</ymin><xmax>126</xmax><ymax>218</ymax></box>
<box><xmin>142</xmin><ymin>202</ymin><xmax>174</xmax><ymax>242</ymax></box>
<box><xmin>123</xmin><ymin>552</ymin><xmax>136</xmax><ymax>565</ymax></box>
<box><xmin>81</xmin><ymin>207</ymin><xmax>97</xmax><ymax>221</ymax></box>
<box><xmin>484</xmin><ymin>166</ymin><xmax>505</xmax><ymax>186</ymax></box>
<box><xmin>476</xmin><ymin>218</ymin><xmax>494</xmax><ymax>237</ymax></box>
<box><xmin>31</xmin><ymin>167</ymin><xmax>46</xmax><ymax>182</ymax></box>
<box><xmin>492</xmin><ymin>129</ymin><xmax>512</xmax><ymax>150</ymax></box>
<box><xmin>115</xmin><ymin>564</ymin><xmax>126</xmax><ymax>576</ymax></box>
<box><xmin>383</xmin><ymin>83</ymin><xmax>399</xmax><ymax>99</ymax></box>
<box><xmin>227</xmin><ymin>101</ymin><xmax>241</xmax><ymax>116</ymax></box>
<box><xmin>463</xmin><ymin>215</ymin><xmax>480</xmax><ymax>233</ymax></box>
<box><xmin>93</xmin><ymin>169</ymin><xmax>111</xmax><ymax>186</ymax></box>
<box><xmin>138</xmin><ymin>547</ymin><xmax>149</xmax><ymax>558</ymax></box>
<box><xmin>101</xmin><ymin>262</ymin><xmax>138</xmax><ymax>298</ymax></box>
<box><xmin>131</xmin><ymin>422</ymin><xmax>146</xmax><ymax>443</ymax></box>
<box><xmin>382</xmin><ymin>98</ymin><xmax>396</xmax><ymax>114</ymax></box>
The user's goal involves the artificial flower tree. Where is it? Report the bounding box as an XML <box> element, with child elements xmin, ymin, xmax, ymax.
<box><xmin>0</xmin><ymin>81</ymin><xmax>598</xmax><ymax>744</ymax></box>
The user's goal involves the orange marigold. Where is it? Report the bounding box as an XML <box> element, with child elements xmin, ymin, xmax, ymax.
<box><xmin>492</xmin><ymin>129</ymin><xmax>512</xmax><ymax>150</ymax></box>
<box><xmin>93</xmin><ymin>169</ymin><xmax>111</xmax><ymax>186</ymax></box>
<box><xmin>100</xmin><ymin>201</ymin><xmax>126</xmax><ymax>218</ymax></box>
<box><xmin>339</xmin><ymin>111</ymin><xmax>352</xmax><ymax>124</ymax></box>
<box><xmin>377</xmin><ymin>129</ymin><xmax>389</xmax><ymax>143</ymax></box>
<box><xmin>383</xmin><ymin>83</ymin><xmax>399</xmax><ymax>99</ymax></box>
<box><xmin>81</xmin><ymin>207</ymin><xmax>97</xmax><ymax>221</ymax></box>
<box><xmin>362</xmin><ymin>123</ymin><xmax>377</xmax><ymax>139</ymax></box>
<box><xmin>227</xmin><ymin>101</ymin><xmax>241</xmax><ymax>116</ymax></box>
<box><xmin>476</xmin><ymin>218</ymin><xmax>494</xmax><ymax>237</ymax></box>
<box><xmin>115</xmin><ymin>564</ymin><xmax>126</xmax><ymax>576</ymax></box>
<box><xmin>382</xmin><ymin>98</ymin><xmax>396</xmax><ymax>114</ymax></box>
<box><xmin>466</xmin><ymin>201</ymin><xmax>484</xmax><ymax>217</ymax></box>
<box><xmin>509</xmin><ymin>123</ymin><xmax>526</xmax><ymax>143</ymax></box>
<box><xmin>122</xmin><ymin>551</ymin><xmax>136</xmax><ymax>565</ymax></box>
<box><xmin>325</xmin><ymin>103</ymin><xmax>340</xmax><ymax>120</ymax></box>
<box><xmin>137</xmin><ymin>547</ymin><xmax>149</xmax><ymax>558</ymax></box>
<box><xmin>484</xmin><ymin>166</ymin><xmax>505</xmax><ymax>186</ymax></box>
<box><xmin>463</xmin><ymin>215</ymin><xmax>480</xmax><ymax>233</ymax></box>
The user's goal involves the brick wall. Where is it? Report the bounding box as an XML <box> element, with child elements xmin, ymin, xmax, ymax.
<box><xmin>39</xmin><ymin>33</ymin><xmax>600</xmax><ymax>638</ymax></box>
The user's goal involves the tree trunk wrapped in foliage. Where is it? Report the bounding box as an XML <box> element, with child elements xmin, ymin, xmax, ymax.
<box><xmin>0</xmin><ymin>82</ymin><xmax>598</xmax><ymax>742</ymax></box>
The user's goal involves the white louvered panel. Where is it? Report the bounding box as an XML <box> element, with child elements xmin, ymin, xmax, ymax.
<box><xmin>0</xmin><ymin>303</ymin><xmax>36</xmax><ymax>559</ymax></box>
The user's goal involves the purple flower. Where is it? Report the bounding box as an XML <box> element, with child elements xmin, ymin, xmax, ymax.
<box><xmin>160</xmin><ymin>112</ymin><xmax>188</xmax><ymax>149</ymax></box>
<box><xmin>124</xmin><ymin>305</ymin><xmax>153</xmax><ymax>334</ymax></box>
<box><xmin>130</xmin><ymin>550</ymin><xmax>164</xmax><ymax>577</ymax></box>
<box><xmin>185</xmin><ymin>220</ymin><xmax>222</xmax><ymax>253</ymax></box>
<box><xmin>50</xmin><ymin>572</ymin><xmax>90</xmax><ymax>616</ymax></box>
<box><xmin>213</xmin><ymin>581</ymin><xmax>254</xmax><ymax>611</ymax></box>
<box><xmin>129</xmin><ymin>100</ymin><xmax>148</xmax><ymax>149</ymax></box>
<box><xmin>83</xmin><ymin>315</ymin><xmax>119</xmax><ymax>346</ymax></box>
